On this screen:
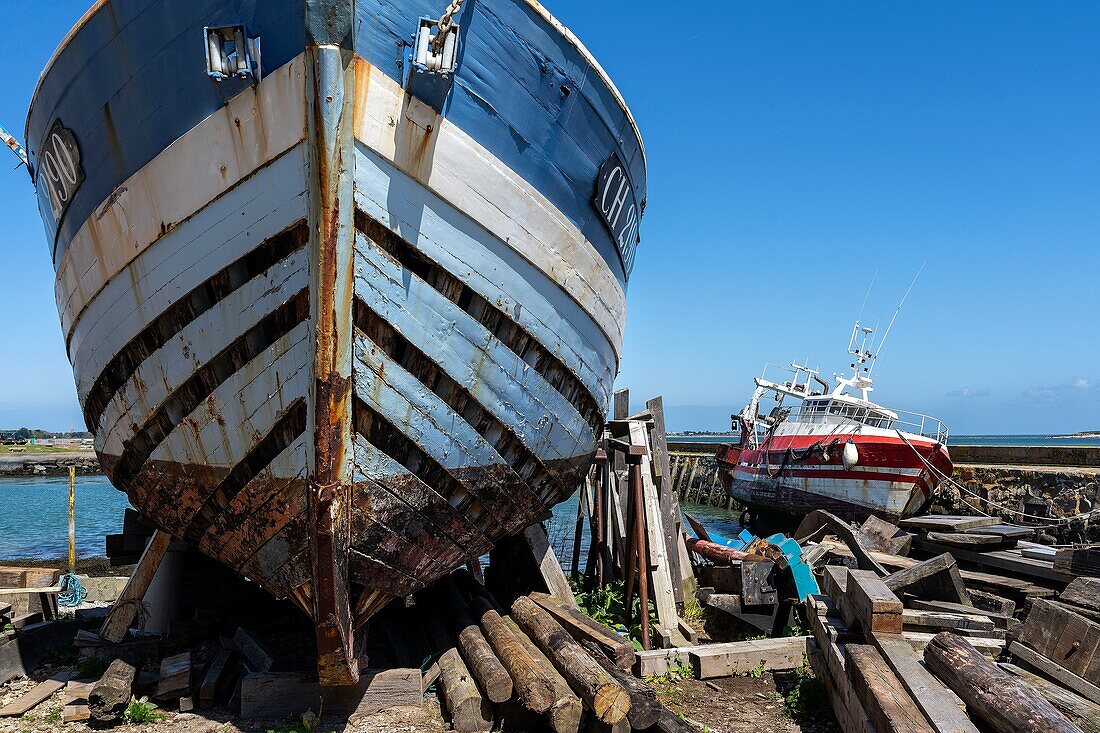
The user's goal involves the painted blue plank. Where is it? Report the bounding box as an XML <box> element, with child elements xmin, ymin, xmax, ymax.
<box><xmin>354</xmin><ymin>0</ymin><xmax>645</xmax><ymax>282</ymax></box>
<box><xmin>26</xmin><ymin>0</ymin><xmax>305</xmax><ymax>260</ymax></box>
<box><xmin>353</xmin><ymin>143</ymin><xmax>615</xmax><ymax>414</ymax></box>
<box><xmin>353</xmin><ymin>234</ymin><xmax>594</xmax><ymax>464</ymax></box>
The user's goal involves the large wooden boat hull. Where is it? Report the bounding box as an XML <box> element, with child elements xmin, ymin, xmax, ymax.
<box><xmin>716</xmin><ymin>434</ymin><xmax>952</xmax><ymax>523</ymax></box>
<box><xmin>26</xmin><ymin>0</ymin><xmax>644</xmax><ymax>683</ymax></box>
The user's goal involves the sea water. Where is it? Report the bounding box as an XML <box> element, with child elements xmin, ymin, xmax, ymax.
<box><xmin>0</xmin><ymin>474</ymin><xmax>131</xmax><ymax>559</ymax></box>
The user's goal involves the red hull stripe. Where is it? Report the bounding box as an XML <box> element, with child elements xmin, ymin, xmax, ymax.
<box><xmin>735</xmin><ymin>465</ymin><xmax>923</xmax><ymax>484</ymax></box>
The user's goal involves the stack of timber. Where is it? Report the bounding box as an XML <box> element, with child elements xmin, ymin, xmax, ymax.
<box><xmin>104</xmin><ymin>509</ymin><xmax>156</xmax><ymax>566</ymax></box>
<box><xmin>572</xmin><ymin>392</ymin><xmax>697</xmax><ymax>650</ymax></box>
<box><xmin>0</xmin><ymin>567</ymin><xmax>61</xmax><ymax>625</ymax></box>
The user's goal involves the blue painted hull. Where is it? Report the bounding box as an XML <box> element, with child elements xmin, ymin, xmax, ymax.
<box><xmin>27</xmin><ymin>0</ymin><xmax>644</xmax><ymax>683</ymax></box>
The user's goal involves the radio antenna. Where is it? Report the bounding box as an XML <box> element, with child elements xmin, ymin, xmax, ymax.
<box><xmin>856</xmin><ymin>270</ymin><xmax>878</xmax><ymax>324</ymax></box>
<box><xmin>873</xmin><ymin>263</ymin><xmax>925</xmax><ymax>370</ymax></box>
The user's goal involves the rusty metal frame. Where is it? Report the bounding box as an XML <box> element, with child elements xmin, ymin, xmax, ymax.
<box><xmin>305</xmin><ymin>0</ymin><xmax>358</xmax><ymax>687</ymax></box>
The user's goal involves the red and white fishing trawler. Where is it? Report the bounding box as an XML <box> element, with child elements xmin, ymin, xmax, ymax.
<box><xmin>716</xmin><ymin>323</ymin><xmax>952</xmax><ymax>522</ymax></box>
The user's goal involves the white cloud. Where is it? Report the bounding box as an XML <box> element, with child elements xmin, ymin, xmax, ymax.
<box><xmin>1025</xmin><ymin>379</ymin><xmax>1096</xmax><ymax>401</ymax></box>
<box><xmin>947</xmin><ymin>387</ymin><xmax>989</xmax><ymax>398</ymax></box>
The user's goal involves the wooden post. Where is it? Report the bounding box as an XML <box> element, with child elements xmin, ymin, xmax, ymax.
<box><xmin>421</xmin><ymin>603</ymin><xmax>492</xmax><ymax>733</ymax></box>
<box><xmin>630</xmin><ymin>456</ymin><xmax>651</xmax><ymax>651</ymax></box>
<box><xmin>645</xmin><ymin>397</ymin><xmax>695</xmax><ymax>604</ymax></box>
<box><xmin>926</xmin><ymin>633</ymin><xmax>1081</xmax><ymax>733</ymax></box>
<box><xmin>99</xmin><ymin>530</ymin><xmax>171</xmax><ymax>642</ymax></box>
<box><xmin>67</xmin><ymin>466</ymin><xmax>76</xmax><ymax>575</ymax></box>
<box><xmin>503</xmin><ymin>617</ymin><xmax>584</xmax><ymax>733</ymax></box>
<box><xmin>571</xmin><ymin>479</ymin><xmax>587</xmax><ymax>581</ymax></box>
<box><xmin>511</xmin><ymin>596</ymin><xmax>631</xmax><ymax>724</ymax></box>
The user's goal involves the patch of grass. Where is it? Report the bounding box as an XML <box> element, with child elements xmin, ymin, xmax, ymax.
<box><xmin>44</xmin><ymin>708</ymin><xmax>62</xmax><ymax>723</ymax></box>
<box><xmin>571</xmin><ymin>580</ymin><xmax>656</xmax><ymax>650</ymax></box>
<box><xmin>645</xmin><ymin>656</ymin><xmax>695</xmax><ymax>685</ymax></box>
<box><xmin>738</xmin><ymin>660</ymin><xmax>767</xmax><ymax>678</ymax></box>
<box><xmin>680</xmin><ymin>595</ymin><xmax>707</xmax><ymax>622</ymax></box>
<box><xmin>782</xmin><ymin>663</ymin><xmax>833</xmax><ymax>723</ymax></box>
<box><xmin>123</xmin><ymin>696</ymin><xmax>164</xmax><ymax>724</ymax></box>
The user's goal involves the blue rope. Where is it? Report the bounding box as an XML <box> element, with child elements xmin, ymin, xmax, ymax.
<box><xmin>57</xmin><ymin>573</ymin><xmax>87</xmax><ymax>607</ymax></box>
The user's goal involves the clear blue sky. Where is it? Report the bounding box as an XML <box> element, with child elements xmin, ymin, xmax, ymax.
<box><xmin>1</xmin><ymin>1</ymin><xmax>1099</xmax><ymax>435</ymax></box>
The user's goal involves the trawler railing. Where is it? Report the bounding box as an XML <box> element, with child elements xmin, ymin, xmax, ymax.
<box><xmin>788</xmin><ymin>403</ymin><xmax>949</xmax><ymax>444</ymax></box>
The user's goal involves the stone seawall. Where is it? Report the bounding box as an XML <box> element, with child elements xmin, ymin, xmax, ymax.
<box><xmin>0</xmin><ymin>452</ymin><xmax>102</xmax><ymax>477</ymax></box>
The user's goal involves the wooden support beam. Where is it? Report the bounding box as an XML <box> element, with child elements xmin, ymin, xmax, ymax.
<box><xmin>846</xmin><ymin>644</ymin><xmax>935</xmax><ymax>733</ymax></box>
<box><xmin>688</xmin><ymin>637</ymin><xmax>810</xmax><ymax>679</ymax></box>
<box><xmin>848</xmin><ymin>569</ymin><xmax>904</xmax><ymax>635</ymax></box>
<box><xmin>523</xmin><ymin>524</ymin><xmax>578</xmax><ymax>609</ymax></box>
<box><xmin>926</xmin><ymin>633</ymin><xmax>1080</xmax><ymax>733</ymax></box>
<box><xmin>1017</xmin><ymin>599</ymin><xmax>1100</xmax><ymax>683</ymax></box>
<box><xmin>1062</xmin><ymin>578</ymin><xmax>1100</xmax><ymax>615</ymax></box>
<box><xmin>871</xmin><ymin>633</ymin><xmax>980</xmax><ymax>733</ymax></box>
<box><xmin>883</xmin><ymin>553</ymin><xmax>970</xmax><ymax>605</ymax></box>
<box><xmin>99</xmin><ymin>530</ymin><xmax>171</xmax><ymax>643</ymax></box>
<box><xmin>1010</xmin><ymin>642</ymin><xmax>1100</xmax><ymax>705</ymax></box>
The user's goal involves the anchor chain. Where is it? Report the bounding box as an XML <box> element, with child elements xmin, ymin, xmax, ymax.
<box><xmin>431</xmin><ymin>0</ymin><xmax>464</xmax><ymax>55</ymax></box>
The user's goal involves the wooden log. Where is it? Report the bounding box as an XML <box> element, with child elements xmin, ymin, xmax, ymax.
<box><xmin>154</xmin><ymin>651</ymin><xmax>191</xmax><ymax>700</ymax></box>
<box><xmin>0</xmin><ymin>674</ymin><xmax>68</xmax><ymax>717</ymax></box>
<box><xmin>529</xmin><ymin>592</ymin><xmax>635</xmax><ymax>670</ymax></box>
<box><xmin>88</xmin><ymin>659</ymin><xmax>137</xmax><ymax>723</ymax></box>
<box><xmin>1062</xmin><ymin>578</ymin><xmax>1100</xmax><ymax>614</ymax></box>
<box><xmin>504</xmin><ymin>617</ymin><xmax>583</xmax><ymax>733</ymax></box>
<box><xmin>925</xmin><ymin>632</ymin><xmax>1082</xmax><ymax>733</ymax></box>
<box><xmin>884</xmin><ymin>553</ymin><xmax>970</xmax><ymax>605</ymax></box>
<box><xmin>99</xmin><ymin>530</ymin><xmax>171</xmax><ymax>642</ymax></box>
<box><xmin>1002</xmin><ymin>663</ymin><xmax>1100</xmax><ymax>733</ymax></box>
<box><xmin>440</xmin><ymin>578</ymin><xmax>512</xmax><ymax>703</ymax></box>
<box><xmin>848</xmin><ymin>569</ymin><xmax>904</xmax><ymax>635</ymax></box>
<box><xmin>421</xmin><ymin>602</ymin><xmax>492</xmax><ymax>733</ymax></box>
<box><xmin>469</xmin><ymin>596</ymin><xmax>556</xmax><ymax>714</ymax></box>
<box><xmin>580</xmin><ymin>641</ymin><xmax>660</xmax><ymax>729</ymax></box>
<box><xmin>652</xmin><ymin>707</ymin><xmax>700</xmax><ymax>733</ymax></box>
<box><xmin>845</xmin><ymin>644</ymin><xmax>935</xmax><ymax>733</ymax></box>
<box><xmin>511</xmin><ymin>596</ymin><xmax>631</xmax><ymax>724</ymax></box>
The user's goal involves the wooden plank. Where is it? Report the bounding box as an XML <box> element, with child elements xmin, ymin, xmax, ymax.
<box><xmin>522</xmin><ymin>524</ymin><xmax>577</xmax><ymax>609</ymax></box>
<box><xmin>883</xmin><ymin>553</ymin><xmax>970</xmax><ymax>605</ymax></box>
<box><xmin>1063</xmin><ymin>578</ymin><xmax>1100</xmax><ymax>614</ymax></box>
<box><xmin>688</xmin><ymin>636</ymin><xmax>809</xmax><ymax>679</ymax></box>
<box><xmin>902</xmin><ymin>609</ymin><xmax>998</xmax><ymax>634</ymax></box>
<box><xmin>848</xmin><ymin>569</ymin><xmax>904</xmax><ymax>635</ymax></box>
<box><xmin>529</xmin><ymin>592</ymin><xmax>635</xmax><ymax>670</ymax></box>
<box><xmin>645</xmin><ymin>396</ymin><xmax>688</xmax><ymax>607</ymax></box>
<box><xmin>234</xmin><ymin>627</ymin><xmax>277</xmax><ymax>673</ymax></box>
<box><xmin>1001</xmin><ymin>663</ymin><xmax>1100</xmax><ymax>733</ymax></box>
<box><xmin>240</xmin><ymin>669</ymin><xmax>422</xmax><ymax>718</ymax></box>
<box><xmin>1055</xmin><ymin>546</ymin><xmax>1100</xmax><ymax>577</ymax></box>
<box><xmin>62</xmin><ymin>704</ymin><xmax>90</xmax><ymax>723</ymax></box>
<box><xmin>1018</xmin><ymin>599</ymin><xmax>1100</xmax><ymax>681</ymax></box>
<box><xmin>0</xmin><ymin>674</ymin><xmax>68</xmax><ymax>716</ymax></box>
<box><xmin>154</xmin><ymin>652</ymin><xmax>191</xmax><ymax>701</ymax></box>
<box><xmin>858</xmin><ymin>515</ymin><xmax>913</xmax><ymax>555</ymax></box>
<box><xmin>915</xmin><ymin>539</ymin><xmax>1076</xmax><ymax>584</ymax></box>
<box><xmin>925</xmin><ymin>532</ymin><xmax>1008</xmax><ymax>548</ymax></box>
<box><xmin>899</xmin><ymin>515</ymin><xmax>999</xmax><ymax>532</ymax></box>
<box><xmin>963</xmin><ymin>524</ymin><xmax>1035</xmax><ymax>539</ymax></box>
<box><xmin>846</xmin><ymin>644</ymin><xmax>935</xmax><ymax>733</ymax></box>
<box><xmin>628</xmin><ymin>420</ymin><xmax>685</xmax><ymax>647</ymax></box>
<box><xmin>99</xmin><ymin>530</ymin><xmax>171</xmax><ymax>643</ymax></box>
<box><xmin>871</xmin><ymin>633</ymin><xmax>980</xmax><ymax>733</ymax></box>
<box><xmin>1009</xmin><ymin>641</ymin><xmax>1100</xmax><ymax>705</ymax></box>
<box><xmin>903</xmin><ymin>632</ymin><xmax>1004</xmax><ymax>657</ymax></box>
<box><xmin>198</xmin><ymin>648</ymin><xmax>234</xmax><ymax>708</ymax></box>
<box><xmin>907</xmin><ymin>600</ymin><xmax>1011</xmax><ymax>628</ymax></box>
